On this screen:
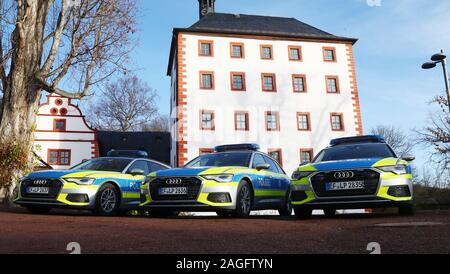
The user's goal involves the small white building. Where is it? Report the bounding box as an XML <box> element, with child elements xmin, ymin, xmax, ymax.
<box><xmin>34</xmin><ymin>93</ymin><xmax>99</xmax><ymax>170</ymax></box>
<box><xmin>168</xmin><ymin>0</ymin><xmax>364</xmax><ymax>174</ymax></box>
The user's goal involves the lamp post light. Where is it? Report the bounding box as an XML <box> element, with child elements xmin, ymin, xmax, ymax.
<box><xmin>422</xmin><ymin>50</ymin><xmax>450</xmax><ymax>113</ymax></box>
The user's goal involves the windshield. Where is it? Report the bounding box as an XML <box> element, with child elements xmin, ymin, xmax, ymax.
<box><xmin>71</xmin><ymin>158</ymin><xmax>133</xmax><ymax>172</ymax></box>
<box><xmin>185</xmin><ymin>152</ymin><xmax>252</xmax><ymax>168</ymax></box>
<box><xmin>314</xmin><ymin>143</ymin><xmax>396</xmax><ymax>163</ymax></box>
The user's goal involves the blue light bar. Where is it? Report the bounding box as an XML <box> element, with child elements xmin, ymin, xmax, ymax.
<box><xmin>330</xmin><ymin>135</ymin><xmax>386</xmax><ymax>147</ymax></box>
<box><xmin>107</xmin><ymin>150</ymin><xmax>149</xmax><ymax>158</ymax></box>
<box><xmin>214</xmin><ymin>144</ymin><xmax>260</xmax><ymax>152</ymax></box>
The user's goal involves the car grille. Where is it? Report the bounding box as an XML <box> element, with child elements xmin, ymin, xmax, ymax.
<box><xmin>149</xmin><ymin>177</ymin><xmax>202</xmax><ymax>201</ymax></box>
<box><xmin>20</xmin><ymin>178</ymin><xmax>63</xmax><ymax>199</ymax></box>
<box><xmin>311</xmin><ymin>169</ymin><xmax>380</xmax><ymax>197</ymax></box>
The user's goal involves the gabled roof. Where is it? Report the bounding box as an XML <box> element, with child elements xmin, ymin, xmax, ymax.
<box><xmin>168</xmin><ymin>13</ymin><xmax>357</xmax><ymax>75</ymax></box>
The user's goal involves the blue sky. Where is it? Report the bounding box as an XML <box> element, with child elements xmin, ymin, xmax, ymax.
<box><xmin>105</xmin><ymin>0</ymin><xmax>450</xmax><ymax>168</ymax></box>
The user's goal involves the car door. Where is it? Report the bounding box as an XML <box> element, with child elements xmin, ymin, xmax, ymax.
<box><xmin>262</xmin><ymin>155</ymin><xmax>287</xmax><ymax>204</ymax></box>
<box><xmin>124</xmin><ymin>160</ymin><xmax>149</xmax><ymax>200</ymax></box>
<box><xmin>251</xmin><ymin>153</ymin><xmax>275</xmax><ymax>207</ymax></box>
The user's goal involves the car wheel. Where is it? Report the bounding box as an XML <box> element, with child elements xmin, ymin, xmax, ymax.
<box><xmin>278</xmin><ymin>189</ymin><xmax>293</xmax><ymax>217</ymax></box>
<box><xmin>26</xmin><ymin>206</ymin><xmax>51</xmax><ymax>215</ymax></box>
<box><xmin>324</xmin><ymin>209</ymin><xmax>336</xmax><ymax>217</ymax></box>
<box><xmin>232</xmin><ymin>181</ymin><xmax>253</xmax><ymax>218</ymax></box>
<box><xmin>399</xmin><ymin>204</ymin><xmax>415</xmax><ymax>216</ymax></box>
<box><xmin>148</xmin><ymin>209</ymin><xmax>180</xmax><ymax>218</ymax></box>
<box><xmin>216</xmin><ymin>211</ymin><xmax>232</xmax><ymax>218</ymax></box>
<box><xmin>94</xmin><ymin>184</ymin><xmax>120</xmax><ymax>216</ymax></box>
<box><xmin>294</xmin><ymin>207</ymin><xmax>312</xmax><ymax>219</ymax></box>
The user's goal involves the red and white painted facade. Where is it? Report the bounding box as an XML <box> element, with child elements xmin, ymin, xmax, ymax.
<box><xmin>169</xmin><ymin>31</ymin><xmax>363</xmax><ymax>174</ymax></box>
<box><xmin>34</xmin><ymin>94</ymin><xmax>99</xmax><ymax>170</ymax></box>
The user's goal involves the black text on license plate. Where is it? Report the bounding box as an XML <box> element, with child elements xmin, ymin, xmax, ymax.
<box><xmin>27</xmin><ymin>187</ymin><xmax>50</xmax><ymax>194</ymax></box>
<box><xmin>159</xmin><ymin>187</ymin><xmax>188</xmax><ymax>195</ymax></box>
<box><xmin>326</xmin><ymin>181</ymin><xmax>365</xmax><ymax>191</ymax></box>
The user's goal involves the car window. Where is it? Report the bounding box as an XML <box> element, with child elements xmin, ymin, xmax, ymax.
<box><xmin>252</xmin><ymin>154</ymin><xmax>266</xmax><ymax>169</ymax></box>
<box><xmin>127</xmin><ymin>160</ymin><xmax>150</xmax><ymax>175</ymax></box>
<box><xmin>185</xmin><ymin>152</ymin><xmax>252</xmax><ymax>168</ymax></box>
<box><xmin>72</xmin><ymin>158</ymin><xmax>132</xmax><ymax>172</ymax></box>
<box><xmin>148</xmin><ymin>161</ymin><xmax>168</xmax><ymax>172</ymax></box>
<box><xmin>263</xmin><ymin>156</ymin><xmax>281</xmax><ymax>174</ymax></box>
<box><xmin>314</xmin><ymin>143</ymin><xmax>396</xmax><ymax>163</ymax></box>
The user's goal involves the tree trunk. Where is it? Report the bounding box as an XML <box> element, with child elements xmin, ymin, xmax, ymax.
<box><xmin>0</xmin><ymin>0</ymin><xmax>45</xmax><ymax>205</ymax></box>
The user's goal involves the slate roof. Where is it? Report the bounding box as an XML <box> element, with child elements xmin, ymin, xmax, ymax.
<box><xmin>168</xmin><ymin>13</ymin><xmax>357</xmax><ymax>75</ymax></box>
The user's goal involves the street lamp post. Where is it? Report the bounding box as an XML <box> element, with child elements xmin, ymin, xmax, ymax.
<box><xmin>422</xmin><ymin>50</ymin><xmax>450</xmax><ymax>113</ymax></box>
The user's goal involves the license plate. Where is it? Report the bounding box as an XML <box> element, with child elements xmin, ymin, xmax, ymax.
<box><xmin>326</xmin><ymin>181</ymin><xmax>365</xmax><ymax>191</ymax></box>
<box><xmin>27</xmin><ymin>187</ymin><xmax>50</xmax><ymax>194</ymax></box>
<box><xmin>158</xmin><ymin>187</ymin><xmax>188</xmax><ymax>195</ymax></box>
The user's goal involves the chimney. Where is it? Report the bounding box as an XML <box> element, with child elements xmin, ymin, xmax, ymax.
<box><xmin>198</xmin><ymin>0</ymin><xmax>215</xmax><ymax>19</ymax></box>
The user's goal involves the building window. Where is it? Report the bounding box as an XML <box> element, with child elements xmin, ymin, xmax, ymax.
<box><xmin>292</xmin><ymin>74</ymin><xmax>307</xmax><ymax>93</ymax></box>
<box><xmin>200</xmin><ymin>71</ymin><xmax>215</xmax><ymax>90</ymax></box>
<box><xmin>55</xmin><ymin>98</ymin><xmax>63</xmax><ymax>106</ymax></box>
<box><xmin>300</xmin><ymin>149</ymin><xmax>314</xmax><ymax>163</ymax></box>
<box><xmin>262</xmin><ymin>73</ymin><xmax>277</xmax><ymax>92</ymax></box>
<box><xmin>199</xmin><ymin>40</ymin><xmax>214</xmax><ymax>57</ymax></box>
<box><xmin>260</xmin><ymin>45</ymin><xmax>273</xmax><ymax>60</ymax></box>
<box><xmin>288</xmin><ymin>46</ymin><xmax>302</xmax><ymax>61</ymax></box>
<box><xmin>330</xmin><ymin>113</ymin><xmax>345</xmax><ymax>131</ymax></box>
<box><xmin>323</xmin><ymin>47</ymin><xmax>336</xmax><ymax>62</ymax></box>
<box><xmin>268</xmin><ymin>149</ymin><xmax>283</xmax><ymax>166</ymax></box>
<box><xmin>53</xmin><ymin>119</ymin><xmax>66</xmax><ymax>132</ymax></box>
<box><xmin>48</xmin><ymin>149</ymin><xmax>71</xmax><ymax>166</ymax></box>
<box><xmin>235</xmin><ymin>111</ymin><xmax>249</xmax><ymax>131</ymax></box>
<box><xmin>231</xmin><ymin>72</ymin><xmax>246</xmax><ymax>91</ymax></box>
<box><xmin>199</xmin><ymin>148</ymin><xmax>214</xmax><ymax>155</ymax></box>
<box><xmin>200</xmin><ymin>110</ymin><xmax>215</xmax><ymax>130</ymax></box>
<box><xmin>230</xmin><ymin>43</ymin><xmax>245</xmax><ymax>58</ymax></box>
<box><xmin>326</xmin><ymin>76</ymin><xmax>340</xmax><ymax>94</ymax></box>
<box><xmin>297</xmin><ymin>113</ymin><xmax>311</xmax><ymax>131</ymax></box>
<box><xmin>265</xmin><ymin>111</ymin><xmax>280</xmax><ymax>131</ymax></box>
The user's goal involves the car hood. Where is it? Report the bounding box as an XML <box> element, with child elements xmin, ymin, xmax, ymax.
<box><xmin>300</xmin><ymin>158</ymin><xmax>398</xmax><ymax>172</ymax></box>
<box><xmin>25</xmin><ymin>170</ymin><xmax>119</xmax><ymax>179</ymax></box>
<box><xmin>152</xmin><ymin>166</ymin><xmax>244</xmax><ymax>177</ymax></box>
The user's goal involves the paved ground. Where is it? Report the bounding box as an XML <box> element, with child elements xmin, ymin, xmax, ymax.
<box><xmin>0</xmin><ymin>208</ymin><xmax>449</xmax><ymax>254</ymax></box>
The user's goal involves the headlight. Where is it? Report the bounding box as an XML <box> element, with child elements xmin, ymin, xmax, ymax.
<box><xmin>378</xmin><ymin>165</ymin><xmax>407</xmax><ymax>175</ymax></box>
<box><xmin>202</xmin><ymin>174</ymin><xmax>234</xmax><ymax>183</ymax></box>
<box><xmin>65</xmin><ymin>178</ymin><xmax>96</xmax><ymax>185</ymax></box>
<box><xmin>292</xmin><ymin>171</ymin><xmax>314</xmax><ymax>180</ymax></box>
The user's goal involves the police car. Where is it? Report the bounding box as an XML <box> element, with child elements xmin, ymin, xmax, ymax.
<box><xmin>140</xmin><ymin>144</ymin><xmax>292</xmax><ymax>218</ymax></box>
<box><xmin>15</xmin><ymin>151</ymin><xmax>169</xmax><ymax>216</ymax></box>
<box><xmin>291</xmin><ymin>136</ymin><xmax>415</xmax><ymax>218</ymax></box>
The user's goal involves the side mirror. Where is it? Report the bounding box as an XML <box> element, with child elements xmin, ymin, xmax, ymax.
<box><xmin>300</xmin><ymin>161</ymin><xmax>311</xmax><ymax>166</ymax></box>
<box><xmin>129</xmin><ymin>168</ymin><xmax>145</xmax><ymax>176</ymax></box>
<box><xmin>402</xmin><ymin>155</ymin><xmax>416</xmax><ymax>162</ymax></box>
<box><xmin>256</xmin><ymin>163</ymin><xmax>270</xmax><ymax>171</ymax></box>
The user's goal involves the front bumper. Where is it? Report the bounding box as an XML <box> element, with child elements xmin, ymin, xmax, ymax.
<box><xmin>291</xmin><ymin>170</ymin><xmax>413</xmax><ymax>210</ymax></box>
<box><xmin>140</xmin><ymin>178</ymin><xmax>239</xmax><ymax>211</ymax></box>
<box><xmin>15</xmin><ymin>181</ymin><xmax>99</xmax><ymax>209</ymax></box>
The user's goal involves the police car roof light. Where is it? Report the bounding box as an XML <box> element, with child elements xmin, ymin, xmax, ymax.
<box><xmin>330</xmin><ymin>135</ymin><xmax>386</xmax><ymax>147</ymax></box>
<box><xmin>107</xmin><ymin>150</ymin><xmax>149</xmax><ymax>158</ymax></box>
<box><xmin>214</xmin><ymin>144</ymin><xmax>260</xmax><ymax>152</ymax></box>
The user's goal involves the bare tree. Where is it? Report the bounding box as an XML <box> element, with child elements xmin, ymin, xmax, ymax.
<box><xmin>142</xmin><ymin>114</ymin><xmax>170</xmax><ymax>132</ymax></box>
<box><xmin>86</xmin><ymin>75</ymin><xmax>158</xmax><ymax>132</ymax></box>
<box><xmin>370</xmin><ymin>125</ymin><xmax>415</xmax><ymax>156</ymax></box>
<box><xmin>0</xmin><ymin>0</ymin><xmax>137</xmax><ymax>202</ymax></box>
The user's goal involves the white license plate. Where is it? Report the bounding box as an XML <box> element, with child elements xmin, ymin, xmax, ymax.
<box><xmin>158</xmin><ymin>187</ymin><xmax>188</xmax><ymax>195</ymax></box>
<box><xmin>27</xmin><ymin>187</ymin><xmax>50</xmax><ymax>194</ymax></box>
<box><xmin>326</xmin><ymin>181</ymin><xmax>365</xmax><ymax>191</ymax></box>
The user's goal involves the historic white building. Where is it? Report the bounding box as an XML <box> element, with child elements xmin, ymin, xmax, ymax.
<box><xmin>168</xmin><ymin>0</ymin><xmax>363</xmax><ymax>174</ymax></box>
<box><xmin>34</xmin><ymin>94</ymin><xmax>99</xmax><ymax>169</ymax></box>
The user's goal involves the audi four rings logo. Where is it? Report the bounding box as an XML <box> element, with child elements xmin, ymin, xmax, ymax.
<box><xmin>166</xmin><ymin>178</ymin><xmax>183</xmax><ymax>185</ymax></box>
<box><xmin>33</xmin><ymin>179</ymin><xmax>47</xmax><ymax>185</ymax></box>
<box><xmin>334</xmin><ymin>172</ymin><xmax>355</xmax><ymax>179</ymax></box>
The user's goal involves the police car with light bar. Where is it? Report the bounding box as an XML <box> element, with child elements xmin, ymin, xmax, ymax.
<box><xmin>15</xmin><ymin>150</ymin><xmax>169</xmax><ymax>216</ymax></box>
<box><xmin>140</xmin><ymin>144</ymin><xmax>292</xmax><ymax>218</ymax></box>
<box><xmin>291</xmin><ymin>135</ymin><xmax>415</xmax><ymax>218</ymax></box>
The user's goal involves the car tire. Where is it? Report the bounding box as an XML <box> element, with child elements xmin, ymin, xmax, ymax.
<box><xmin>216</xmin><ymin>211</ymin><xmax>232</xmax><ymax>218</ymax></box>
<box><xmin>324</xmin><ymin>209</ymin><xmax>336</xmax><ymax>217</ymax></box>
<box><xmin>94</xmin><ymin>183</ymin><xmax>120</xmax><ymax>216</ymax></box>
<box><xmin>399</xmin><ymin>203</ymin><xmax>415</xmax><ymax>216</ymax></box>
<box><xmin>26</xmin><ymin>206</ymin><xmax>51</xmax><ymax>215</ymax></box>
<box><xmin>148</xmin><ymin>209</ymin><xmax>180</xmax><ymax>218</ymax></box>
<box><xmin>294</xmin><ymin>207</ymin><xmax>312</xmax><ymax>219</ymax></box>
<box><xmin>232</xmin><ymin>181</ymin><xmax>253</xmax><ymax>218</ymax></box>
<box><xmin>278</xmin><ymin>189</ymin><xmax>293</xmax><ymax>217</ymax></box>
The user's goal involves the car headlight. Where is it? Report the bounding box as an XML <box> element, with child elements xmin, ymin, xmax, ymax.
<box><xmin>202</xmin><ymin>174</ymin><xmax>234</xmax><ymax>183</ymax></box>
<box><xmin>292</xmin><ymin>171</ymin><xmax>314</xmax><ymax>180</ymax></box>
<box><xmin>378</xmin><ymin>165</ymin><xmax>408</xmax><ymax>175</ymax></box>
<box><xmin>65</xmin><ymin>178</ymin><xmax>96</xmax><ymax>185</ymax></box>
